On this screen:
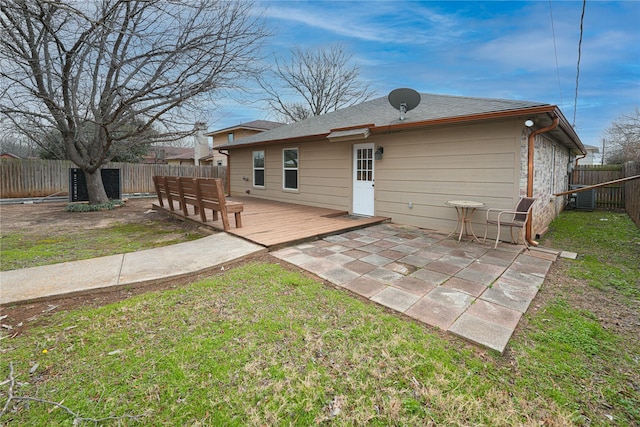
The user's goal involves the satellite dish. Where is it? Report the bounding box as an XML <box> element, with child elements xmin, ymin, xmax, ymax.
<box><xmin>388</xmin><ymin>88</ymin><xmax>421</xmax><ymax>121</ymax></box>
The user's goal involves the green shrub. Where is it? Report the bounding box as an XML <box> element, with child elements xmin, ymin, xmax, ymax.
<box><xmin>65</xmin><ymin>200</ymin><xmax>125</xmax><ymax>212</ymax></box>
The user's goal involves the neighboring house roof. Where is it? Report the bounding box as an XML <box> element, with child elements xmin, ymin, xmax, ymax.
<box><xmin>205</xmin><ymin>120</ymin><xmax>285</xmax><ymax>136</ymax></box>
<box><xmin>217</xmin><ymin>93</ymin><xmax>585</xmax><ymax>154</ymax></box>
<box><xmin>583</xmin><ymin>144</ymin><xmax>600</xmax><ymax>153</ymax></box>
<box><xmin>141</xmin><ymin>146</ymin><xmax>194</xmax><ymax>163</ymax></box>
<box><xmin>199</xmin><ymin>152</ymin><xmax>223</xmax><ymax>162</ymax></box>
<box><xmin>0</xmin><ymin>152</ymin><xmax>21</xmax><ymax>159</ymax></box>
<box><xmin>165</xmin><ymin>148</ymin><xmax>196</xmax><ymax>161</ymax></box>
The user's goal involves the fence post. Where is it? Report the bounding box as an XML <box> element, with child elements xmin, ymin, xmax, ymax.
<box><xmin>623</xmin><ymin>161</ymin><xmax>640</xmax><ymax>227</ymax></box>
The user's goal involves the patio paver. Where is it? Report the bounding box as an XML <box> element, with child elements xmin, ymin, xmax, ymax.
<box><xmin>273</xmin><ymin>223</ymin><xmax>558</xmax><ymax>353</ymax></box>
<box><xmin>371</xmin><ymin>287</ymin><xmax>420</xmax><ymax>312</ymax></box>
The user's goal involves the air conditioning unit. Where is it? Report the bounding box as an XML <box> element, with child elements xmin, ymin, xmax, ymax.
<box><xmin>569</xmin><ymin>185</ymin><xmax>595</xmax><ymax>211</ymax></box>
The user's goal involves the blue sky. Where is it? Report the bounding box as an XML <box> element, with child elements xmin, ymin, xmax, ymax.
<box><xmin>210</xmin><ymin>0</ymin><xmax>640</xmax><ymax>152</ymax></box>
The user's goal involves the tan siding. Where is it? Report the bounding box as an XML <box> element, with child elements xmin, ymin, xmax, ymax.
<box><xmin>377</xmin><ymin>202</ymin><xmax>456</xmax><ymax>232</ymax></box>
<box><xmin>374</xmin><ymin>121</ymin><xmax>521</xmax><ymax>232</ymax></box>
<box><xmin>229</xmin><ymin>139</ymin><xmax>352</xmax><ymax>211</ymax></box>
<box><xmin>229</xmin><ymin>147</ymin><xmax>252</xmax><ymax>196</ymax></box>
<box><xmin>378</xmin><ymin>166</ymin><xmax>515</xmax><ymax>183</ymax></box>
<box><xmin>380</xmin><ymin>152</ymin><xmax>513</xmax><ymax>170</ymax></box>
<box><xmin>228</xmin><ymin>119</ymin><xmax>547</xmax><ymax>236</ymax></box>
<box><xmin>377</xmin><ymin>182</ymin><xmax>515</xmax><ymax>203</ymax></box>
<box><xmin>211</xmin><ymin>129</ymin><xmax>264</xmax><ymax>147</ymax></box>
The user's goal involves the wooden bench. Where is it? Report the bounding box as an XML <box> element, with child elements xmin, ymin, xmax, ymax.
<box><xmin>153</xmin><ymin>176</ymin><xmax>183</xmax><ymax>212</ymax></box>
<box><xmin>196</xmin><ymin>178</ymin><xmax>243</xmax><ymax>230</ymax></box>
<box><xmin>176</xmin><ymin>176</ymin><xmax>201</xmax><ymax>217</ymax></box>
<box><xmin>152</xmin><ymin>176</ymin><xmax>167</xmax><ymax>208</ymax></box>
<box><xmin>153</xmin><ymin>176</ymin><xmax>243</xmax><ymax>231</ymax></box>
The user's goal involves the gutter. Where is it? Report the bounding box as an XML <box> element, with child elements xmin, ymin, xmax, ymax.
<box><xmin>217</xmin><ymin>105</ymin><xmax>585</xmax><ymax>155</ymax></box>
<box><xmin>217</xmin><ymin>106</ymin><xmax>562</xmax><ymax>151</ymax></box>
<box><xmin>526</xmin><ymin>114</ymin><xmax>559</xmax><ymax>247</ymax></box>
<box><xmin>371</xmin><ymin>105</ymin><xmax>559</xmax><ymax>134</ymax></box>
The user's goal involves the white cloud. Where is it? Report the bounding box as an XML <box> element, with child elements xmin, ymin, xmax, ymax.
<box><xmin>263</xmin><ymin>5</ymin><xmax>393</xmax><ymax>42</ymax></box>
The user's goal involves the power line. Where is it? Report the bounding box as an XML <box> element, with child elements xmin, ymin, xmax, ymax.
<box><xmin>549</xmin><ymin>1</ymin><xmax>563</xmax><ymax>108</ymax></box>
<box><xmin>573</xmin><ymin>0</ymin><xmax>586</xmax><ymax>128</ymax></box>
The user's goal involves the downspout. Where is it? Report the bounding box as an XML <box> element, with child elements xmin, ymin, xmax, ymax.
<box><xmin>574</xmin><ymin>152</ymin><xmax>587</xmax><ymax>167</ymax></box>
<box><xmin>526</xmin><ymin>115</ymin><xmax>559</xmax><ymax>247</ymax></box>
<box><xmin>219</xmin><ymin>149</ymin><xmax>231</xmax><ymax>195</ymax></box>
<box><xmin>572</xmin><ymin>152</ymin><xmax>587</xmax><ymax>184</ymax></box>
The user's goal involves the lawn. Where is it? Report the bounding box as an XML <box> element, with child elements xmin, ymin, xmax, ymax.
<box><xmin>0</xmin><ymin>218</ymin><xmax>207</xmax><ymax>271</ymax></box>
<box><xmin>0</xmin><ymin>210</ymin><xmax>638</xmax><ymax>425</ymax></box>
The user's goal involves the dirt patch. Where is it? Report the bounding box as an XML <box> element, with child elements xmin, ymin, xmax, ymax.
<box><xmin>0</xmin><ymin>198</ymin><xmax>211</xmax><ymax>328</ymax></box>
<box><xmin>516</xmin><ymin>258</ymin><xmax>640</xmax><ymax>340</ymax></box>
<box><xmin>0</xmin><ymin>197</ymin><xmax>198</xmax><ymax>234</ymax></box>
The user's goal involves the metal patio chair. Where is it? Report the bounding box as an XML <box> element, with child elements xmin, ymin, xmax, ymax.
<box><xmin>483</xmin><ymin>197</ymin><xmax>536</xmax><ymax>249</ymax></box>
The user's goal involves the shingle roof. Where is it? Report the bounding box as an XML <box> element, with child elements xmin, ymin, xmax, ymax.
<box><xmin>207</xmin><ymin>119</ymin><xmax>285</xmax><ymax>135</ymax></box>
<box><xmin>0</xmin><ymin>152</ymin><xmax>21</xmax><ymax>159</ymax></box>
<box><xmin>164</xmin><ymin>148</ymin><xmax>196</xmax><ymax>160</ymax></box>
<box><xmin>218</xmin><ymin>93</ymin><xmax>549</xmax><ymax>148</ymax></box>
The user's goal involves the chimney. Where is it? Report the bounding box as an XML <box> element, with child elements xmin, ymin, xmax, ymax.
<box><xmin>194</xmin><ymin>122</ymin><xmax>209</xmax><ymax>166</ymax></box>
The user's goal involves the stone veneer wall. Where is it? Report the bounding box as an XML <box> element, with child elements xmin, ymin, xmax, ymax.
<box><xmin>520</xmin><ymin>130</ymin><xmax>571</xmax><ymax>237</ymax></box>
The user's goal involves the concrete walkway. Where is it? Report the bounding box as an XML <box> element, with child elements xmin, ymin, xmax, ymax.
<box><xmin>0</xmin><ymin>233</ymin><xmax>266</xmax><ymax>305</ymax></box>
<box><xmin>1</xmin><ymin>224</ymin><xmax>560</xmax><ymax>353</ymax></box>
<box><xmin>272</xmin><ymin>223</ymin><xmax>560</xmax><ymax>353</ymax></box>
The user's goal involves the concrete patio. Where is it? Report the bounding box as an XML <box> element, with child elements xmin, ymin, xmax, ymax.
<box><xmin>272</xmin><ymin>223</ymin><xmax>559</xmax><ymax>353</ymax></box>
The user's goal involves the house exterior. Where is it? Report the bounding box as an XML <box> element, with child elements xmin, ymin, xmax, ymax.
<box><xmin>205</xmin><ymin>120</ymin><xmax>284</xmax><ymax>166</ymax></box>
<box><xmin>581</xmin><ymin>144</ymin><xmax>600</xmax><ymax>165</ymax></box>
<box><xmin>164</xmin><ymin>150</ymin><xmax>196</xmax><ymax>165</ymax></box>
<box><xmin>217</xmin><ymin>92</ymin><xmax>585</xmax><ymax>243</ymax></box>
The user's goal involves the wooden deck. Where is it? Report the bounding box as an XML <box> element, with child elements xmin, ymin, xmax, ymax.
<box><xmin>152</xmin><ymin>195</ymin><xmax>389</xmax><ymax>249</ymax></box>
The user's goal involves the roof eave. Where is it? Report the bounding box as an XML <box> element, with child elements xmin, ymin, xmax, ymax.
<box><xmin>205</xmin><ymin>126</ymin><xmax>266</xmax><ymax>136</ymax></box>
<box><xmin>370</xmin><ymin>105</ymin><xmax>557</xmax><ymax>133</ymax></box>
<box><xmin>220</xmin><ymin>105</ymin><xmax>586</xmax><ymax>153</ymax></box>
<box><xmin>551</xmin><ymin>106</ymin><xmax>586</xmax><ymax>155</ymax></box>
<box><xmin>218</xmin><ymin>132</ymin><xmax>332</xmax><ymax>150</ymax></box>
<box><xmin>370</xmin><ymin>105</ymin><xmax>585</xmax><ymax>155</ymax></box>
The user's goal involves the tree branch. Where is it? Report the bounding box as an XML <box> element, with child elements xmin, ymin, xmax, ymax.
<box><xmin>258</xmin><ymin>44</ymin><xmax>376</xmax><ymax>122</ymax></box>
<box><xmin>0</xmin><ymin>362</ymin><xmax>143</xmax><ymax>424</ymax></box>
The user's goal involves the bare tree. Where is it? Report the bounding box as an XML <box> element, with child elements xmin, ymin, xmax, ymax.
<box><xmin>0</xmin><ymin>0</ymin><xmax>268</xmax><ymax>204</ymax></box>
<box><xmin>0</xmin><ymin>126</ymin><xmax>38</xmax><ymax>158</ymax></box>
<box><xmin>603</xmin><ymin>107</ymin><xmax>640</xmax><ymax>164</ymax></box>
<box><xmin>259</xmin><ymin>45</ymin><xmax>375</xmax><ymax>123</ymax></box>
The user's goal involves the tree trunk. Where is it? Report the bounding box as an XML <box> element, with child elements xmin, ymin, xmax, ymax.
<box><xmin>84</xmin><ymin>169</ymin><xmax>109</xmax><ymax>205</ymax></box>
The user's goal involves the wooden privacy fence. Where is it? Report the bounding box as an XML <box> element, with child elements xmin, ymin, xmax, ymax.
<box><xmin>622</xmin><ymin>161</ymin><xmax>640</xmax><ymax>228</ymax></box>
<box><xmin>0</xmin><ymin>159</ymin><xmax>226</xmax><ymax>198</ymax></box>
<box><xmin>571</xmin><ymin>162</ymin><xmax>640</xmax><ymax>227</ymax></box>
<box><xmin>571</xmin><ymin>164</ymin><xmax>624</xmax><ymax>209</ymax></box>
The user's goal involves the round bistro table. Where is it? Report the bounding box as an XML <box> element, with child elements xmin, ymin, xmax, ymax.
<box><xmin>445</xmin><ymin>200</ymin><xmax>486</xmax><ymax>242</ymax></box>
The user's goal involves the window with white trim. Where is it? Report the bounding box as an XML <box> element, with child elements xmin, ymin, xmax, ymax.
<box><xmin>283</xmin><ymin>148</ymin><xmax>298</xmax><ymax>190</ymax></box>
<box><xmin>253</xmin><ymin>150</ymin><xmax>265</xmax><ymax>187</ymax></box>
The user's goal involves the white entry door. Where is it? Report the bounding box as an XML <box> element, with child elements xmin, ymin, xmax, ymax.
<box><xmin>352</xmin><ymin>143</ymin><xmax>375</xmax><ymax>216</ymax></box>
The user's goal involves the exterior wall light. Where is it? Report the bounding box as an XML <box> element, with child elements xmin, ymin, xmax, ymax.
<box><xmin>374</xmin><ymin>146</ymin><xmax>384</xmax><ymax>160</ymax></box>
<box><xmin>524</xmin><ymin>119</ymin><xmax>534</xmax><ymax>127</ymax></box>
